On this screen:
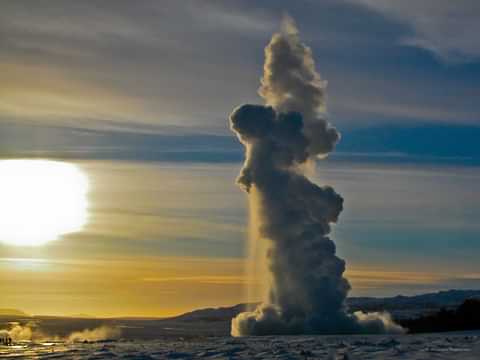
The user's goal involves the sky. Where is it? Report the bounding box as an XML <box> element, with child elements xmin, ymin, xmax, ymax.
<box><xmin>1</xmin><ymin>1</ymin><xmax>479</xmax><ymax>142</ymax></box>
<box><xmin>0</xmin><ymin>0</ymin><xmax>479</xmax><ymax>317</ymax></box>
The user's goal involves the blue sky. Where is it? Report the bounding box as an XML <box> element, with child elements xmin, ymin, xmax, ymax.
<box><xmin>1</xmin><ymin>0</ymin><xmax>479</xmax><ymax>160</ymax></box>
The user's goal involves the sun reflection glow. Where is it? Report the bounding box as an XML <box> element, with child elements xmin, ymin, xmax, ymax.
<box><xmin>0</xmin><ymin>160</ymin><xmax>89</xmax><ymax>246</ymax></box>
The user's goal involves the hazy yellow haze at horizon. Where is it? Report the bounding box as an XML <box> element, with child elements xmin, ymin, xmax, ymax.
<box><xmin>0</xmin><ymin>256</ymin><xmax>247</xmax><ymax>317</ymax></box>
<box><xmin>1</xmin><ymin>160</ymin><xmax>480</xmax><ymax>317</ymax></box>
<box><xmin>0</xmin><ymin>256</ymin><xmax>474</xmax><ymax>317</ymax></box>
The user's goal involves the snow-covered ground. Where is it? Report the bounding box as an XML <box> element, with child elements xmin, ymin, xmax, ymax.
<box><xmin>1</xmin><ymin>332</ymin><xmax>480</xmax><ymax>359</ymax></box>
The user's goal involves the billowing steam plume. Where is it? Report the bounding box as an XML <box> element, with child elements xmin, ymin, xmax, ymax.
<box><xmin>230</xmin><ymin>16</ymin><xmax>403</xmax><ymax>336</ymax></box>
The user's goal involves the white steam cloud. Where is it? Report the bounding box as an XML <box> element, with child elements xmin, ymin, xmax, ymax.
<box><xmin>0</xmin><ymin>322</ymin><xmax>120</xmax><ymax>343</ymax></box>
<box><xmin>67</xmin><ymin>325</ymin><xmax>121</xmax><ymax>343</ymax></box>
<box><xmin>230</xmin><ymin>16</ymin><xmax>404</xmax><ymax>336</ymax></box>
<box><xmin>0</xmin><ymin>322</ymin><xmax>35</xmax><ymax>341</ymax></box>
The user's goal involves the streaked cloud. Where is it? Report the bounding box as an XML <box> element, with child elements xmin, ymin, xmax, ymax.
<box><xmin>0</xmin><ymin>0</ymin><xmax>271</xmax><ymax>131</ymax></box>
<box><xmin>142</xmin><ymin>275</ymin><xmax>251</xmax><ymax>285</ymax></box>
<box><xmin>0</xmin><ymin>62</ymin><xmax>149</xmax><ymax>127</ymax></box>
<box><xmin>348</xmin><ymin>0</ymin><xmax>480</xmax><ymax>62</ymax></box>
<box><xmin>1</xmin><ymin>0</ymin><xmax>478</xmax><ymax>137</ymax></box>
<box><xmin>347</xmin><ymin>269</ymin><xmax>480</xmax><ymax>296</ymax></box>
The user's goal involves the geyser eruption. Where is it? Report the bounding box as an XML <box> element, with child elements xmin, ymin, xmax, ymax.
<box><xmin>230</xmin><ymin>17</ymin><xmax>403</xmax><ymax>336</ymax></box>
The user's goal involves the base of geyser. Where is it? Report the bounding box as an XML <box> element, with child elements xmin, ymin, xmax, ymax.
<box><xmin>231</xmin><ymin>304</ymin><xmax>405</xmax><ymax>336</ymax></box>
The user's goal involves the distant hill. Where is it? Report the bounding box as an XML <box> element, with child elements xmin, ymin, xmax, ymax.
<box><xmin>401</xmin><ymin>299</ymin><xmax>480</xmax><ymax>333</ymax></box>
<box><xmin>0</xmin><ymin>309</ymin><xmax>29</xmax><ymax>317</ymax></box>
<box><xmin>170</xmin><ymin>303</ymin><xmax>255</xmax><ymax>322</ymax></box>
<box><xmin>171</xmin><ymin>290</ymin><xmax>480</xmax><ymax>323</ymax></box>
<box><xmin>347</xmin><ymin>289</ymin><xmax>480</xmax><ymax>312</ymax></box>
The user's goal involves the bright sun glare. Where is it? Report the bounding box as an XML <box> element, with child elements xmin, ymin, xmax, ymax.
<box><xmin>0</xmin><ymin>160</ymin><xmax>89</xmax><ymax>246</ymax></box>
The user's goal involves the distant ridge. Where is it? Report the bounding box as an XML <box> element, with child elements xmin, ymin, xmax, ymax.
<box><xmin>347</xmin><ymin>289</ymin><xmax>480</xmax><ymax>311</ymax></box>
<box><xmin>170</xmin><ymin>303</ymin><xmax>255</xmax><ymax>322</ymax></box>
<box><xmin>0</xmin><ymin>309</ymin><xmax>29</xmax><ymax>317</ymax></box>
<box><xmin>172</xmin><ymin>289</ymin><xmax>480</xmax><ymax>323</ymax></box>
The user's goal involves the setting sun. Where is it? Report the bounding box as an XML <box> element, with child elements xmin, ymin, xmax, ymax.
<box><xmin>0</xmin><ymin>160</ymin><xmax>89</xmax><ymax>246</ymax></box>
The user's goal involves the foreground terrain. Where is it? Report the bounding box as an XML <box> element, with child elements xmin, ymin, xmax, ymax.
<box><xmin>1</xmin><ymin>332</ymin><xmax>480</xmax><ymax>359</ymax></box>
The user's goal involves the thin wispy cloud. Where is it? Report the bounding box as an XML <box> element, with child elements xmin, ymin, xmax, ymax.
<box><xmin>348</xmin><ymin>0</ymin><xmax>480</xmax><ymax>63</ymax></box>
<box><xmin>1</xmin><ymin>0</ymin><xmax>478</xmax><ymax>137</ymax></box>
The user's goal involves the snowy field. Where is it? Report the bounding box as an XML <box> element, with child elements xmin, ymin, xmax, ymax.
<box><xmin>1</xmin><ymin>332</ymin><xmax>480</xmax><ymax>359</ymax></box>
